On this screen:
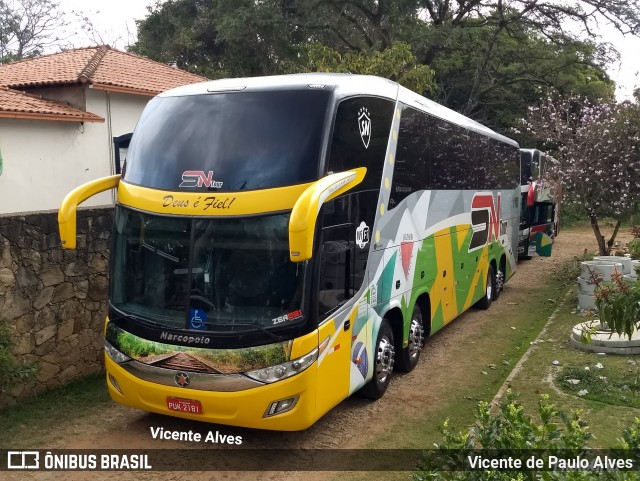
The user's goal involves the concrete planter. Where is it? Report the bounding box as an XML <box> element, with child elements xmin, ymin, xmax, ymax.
<box><xmin>593</xmin><ymin>256</ymin><xmax>633</xmax><ymax>275</ymax></box>
<box><xmin>577</xmin><ymin>277</ymin><xmax>596</xmax><ymax>295</ymax></box>
<box><xmin>570</xmin><ymin>320</ymin><xmax>640</xmax><ymax>354</ymax></box>
<box><xmin>578</xmin><ymin>293</ymin><xmax>596</xmax><ymax>310</ymax></box>
<box><xmin>631</xmin><ymin>259</ymin><xmax>640</xmax><ymax>278</ymax></box>
<box><xmin>580</xmin><ymin>260</ymin><xmax>623</xmax><ymax>281</ymax></box>
<box><xmin>578</xmin><ymin>260</ymin><xmax>623</xmax><ymax>311</ymax></box>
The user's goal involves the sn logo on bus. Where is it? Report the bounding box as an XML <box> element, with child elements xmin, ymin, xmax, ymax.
<box><xmin>179</xmin><ymin>170</ymin><xmax>223</xmax><ymax>189</ymax></box>
<box><xmin>358</xmin><ymin>107</ymin><xmax>371</xmax><ymax>149</ymax></box>
<box><xmin>469</xmin><ymin>193</ymin><xmax>503</xmax><ymax>251</ymax></box>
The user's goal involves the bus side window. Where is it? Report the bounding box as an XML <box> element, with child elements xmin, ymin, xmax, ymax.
<box><xmin>389</xmin><ymin>104</ymin><xmax>429</xmax><ymax>209</ymax></box>
<box><xmin>326</xmin><ymin>96</ymin><xmax>394</xmax><ymax>191</ymax></box>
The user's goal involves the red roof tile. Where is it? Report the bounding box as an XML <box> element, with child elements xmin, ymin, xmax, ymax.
<box><xmin>0</xmin><ymin>46</ymin><xmax>207</xmax><ymax>95</ymax></box>
<box><xmin>0</xmin><ymin>87</ymin><xmax>104</xmax><ymax>122</ymax></box>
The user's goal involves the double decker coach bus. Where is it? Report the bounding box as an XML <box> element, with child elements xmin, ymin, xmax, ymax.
<box><xmin>59</xmin><ymin>74</ymin><xmax>520</xmax><ymax>431</ymax></box>
<box><xmin>518</xmin><ymin>148</ymin><xmax>558</xmax><ymax>258</ymax></box>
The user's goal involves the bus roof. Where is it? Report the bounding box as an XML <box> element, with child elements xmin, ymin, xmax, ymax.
<box><xmin>161</xmin><ymin>73</ymin><xmax>518</xmax><ymax>148</ymax></box>
<box><xmin>160</xmin><ymin>73</ymin><xmax>398</xmax><ymax>98</ymax></box>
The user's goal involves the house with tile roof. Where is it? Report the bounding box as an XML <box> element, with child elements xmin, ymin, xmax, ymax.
<box><xmin>0</xmin><ymin>46</ymin><xmax>206</xmax><ymax>214</ymax></box>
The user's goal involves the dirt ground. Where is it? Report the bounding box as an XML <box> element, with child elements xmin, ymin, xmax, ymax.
<box><xmin>5</xmin><ymin>224</ymin><xmax>633</xmax><ymax>480</ymax></box>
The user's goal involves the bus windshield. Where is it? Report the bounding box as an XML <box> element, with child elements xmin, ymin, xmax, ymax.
<box><xmin>110</xmin><ymin>206</ymin><xmax>307</xmax><ymax>332</ymax></box>
<box><xmin>122</xmin><ymin>90</ymin><xmax>332</xmax><ymax>192</ymax></box>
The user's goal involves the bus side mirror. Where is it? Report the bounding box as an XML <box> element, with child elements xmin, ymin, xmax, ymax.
<box><xmin>58</xmin><ymin>175</ymin><xmax>121</xmax><ymax>249</ymax></box>
<box><xmin>288</xmin><ymin>167</ymin><xmax>366</xmax><ymax>262</ymax></box>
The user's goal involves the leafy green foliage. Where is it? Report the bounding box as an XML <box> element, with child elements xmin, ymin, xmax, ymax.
<box><xmin>416</xmin><ymin>390</ymin><xmax>640</xmax><ymax>480</ymax></box>
<box><xmin>130</xmin><ymin>0</ymin><xmax>631</xmax><ymax>131</ymax></box>
<box><xmin>285</xmin><ymin>42</ymin><xmax>435</xmax><ymax>95</ymax></box>
<box><xmin>0</xmin><ymin>319</ymin><xmax>37</xmax><ymax>401</ymax></box>
<box><xmin>618</xmin><ymin>417</ymin><xmax>640</xmax><ymax>450</ymax></box>
<box><xmin>132</xmin><ymin>0</ymin><xmax>299</xmax><ymax>78</ymax></box>
<box><xmin>628</xmin><ymin>238</ymin><xmax>640</xmax><ymax>260</ymax></box>
<box><xmin>594</xmin><ymin>273</ymin><xmax>640</xmax><ymax>340</ymax></box>
<box><xmin>429</xmin><ymin>16</ymin><xmax>614</xmax><ymax>131</ymax></box>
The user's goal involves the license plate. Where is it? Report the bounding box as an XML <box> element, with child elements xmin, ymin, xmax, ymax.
<box><xmin>167</xmin><ymin>397</ymin><xmax>202</xmax><ymax>414</ymax></box>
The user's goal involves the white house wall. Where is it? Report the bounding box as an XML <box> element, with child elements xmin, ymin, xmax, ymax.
<box><xmin>0</xmin><ymin>89</ymin><xmax>151</xmax><ymax>215</ymax></box>
<box><xmin>92</xmin><ymin>90</ymin><xmax>149</xmax><ymax>139</ymax></box>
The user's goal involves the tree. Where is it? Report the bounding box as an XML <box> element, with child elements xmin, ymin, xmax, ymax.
<box><xmin>132</xmin><ymin>0</ymin><xmax>634</xmax><ymax>134</ymax></box>
<box><xmin>132</xmin><ymin>0</ymin><xmax>300</xmax><ymax>78</ymax></box>
<box><xmin>277</xmin><ymin>1</ymin><xmax>636</xmax><ymax>122</ymax></box>
<box><xmin>413</xmin><ymin>0</ymin><xmax>640</xmax><ymax>114</ymax></box>
<box><xmin>0</xmin><ymin>0</ymin><xmax>67</xmax><ymax>63</ymax></box>
<box><xmin>520</xmin><ymin>95</ymin><xmax>640</xmax><ymax>255</ymax></box>
<box><xmin>427</xmin><ymin>16</ymin><xmax>615</xmax><ymax>130</ymax></box>
<box><xmin>72</xmin><ymin>9</ymin><xmax>137</xmax><ymax>50</ymax></box>
<box><xmin>285</xmin><ymin>42</ymin><xmax>435</xmax><ymax>95</ymax></box>
<box><xmin>284</xmin><ymin>0</ymin><xmax>421</xmax><ymax>52</ymax></box>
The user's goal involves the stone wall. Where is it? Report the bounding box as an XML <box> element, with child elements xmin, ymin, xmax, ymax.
<box><xmin>0</xmin><ymin>208</ymin><xmax>113</xmax><ymax>408</ymax></box>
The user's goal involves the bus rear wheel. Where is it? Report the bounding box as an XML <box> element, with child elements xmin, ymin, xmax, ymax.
<box><xmin>396</xmin><ymin>304</ymin><xmax>425</xmax><ymax>372</ymax></box>
<box><xmin>361</xmin><ymin>319</ymin><xmax>395</xmax><ymax>400</ymax></box>
<box><xmin>475</xmin><ymin>265</ymin><xmax>495</xmax><ymax>310</ymax></box>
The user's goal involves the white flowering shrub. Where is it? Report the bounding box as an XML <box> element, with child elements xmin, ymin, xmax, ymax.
<box><xmin>520</xmin><ymin>96</ymin><xmax>640</xmax><ymax>255</ymax></box>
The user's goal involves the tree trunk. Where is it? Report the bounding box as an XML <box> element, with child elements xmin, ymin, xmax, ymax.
<box><xmin>606</xmin><ymin>220</ymin><xmax>622</xmax><ymax>255</ymax></box>
<box><xmin>589</xmin><ymin>214</ymin><xmax>608</xmax><ymax>256</ymax></box>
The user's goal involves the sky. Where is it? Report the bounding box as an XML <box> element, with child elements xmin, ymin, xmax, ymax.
<box><xmin>56</xmin><ymin>0</ymin><xmax>640</xmax><ymax>101</ymax></box>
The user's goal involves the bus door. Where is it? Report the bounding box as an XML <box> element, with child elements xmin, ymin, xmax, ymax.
<box><xmin>315</xmin><ymin>222</ymin><xmax>357</xmax><ymax>417</ymax></box>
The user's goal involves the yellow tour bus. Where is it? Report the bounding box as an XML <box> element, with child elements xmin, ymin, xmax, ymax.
<box><xmin>59</xmin><ymin>74</ymin><xmax>520</xmax><ymax>431</ymax></box>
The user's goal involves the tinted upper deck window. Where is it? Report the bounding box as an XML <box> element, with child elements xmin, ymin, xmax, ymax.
<box><xmin>123</xmin><ymin>90</ymin><xmax>332</xmax><ymax>192</ymax></box>
<box><xmin>326</xmin><ymin>96</ymin><xmax>395</xmax><ymax>191</ymax></box>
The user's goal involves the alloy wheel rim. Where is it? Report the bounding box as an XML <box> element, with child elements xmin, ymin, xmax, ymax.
<box><xmin>375</xmin><ymin>335</ymin><xmax>395</xmax><ymax>383</ymax></box>
<box><xmin>408</xmin><ymin>318</ymin><xmax>425</xmax><ymax>360</ymax></box>
<box><xmin>496</xmin><ymin>270</ymin><xmax>505</xmax><ymax>292</ymax></box>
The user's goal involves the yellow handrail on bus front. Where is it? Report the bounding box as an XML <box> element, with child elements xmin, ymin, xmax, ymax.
<box><xmin>288</xmin><ymin>167</ymin><xmax>366</xmax><ymax>262</ymax></box>
<box><xmin>58</xmin><ymin>175</ymin><xmax>121</xmax><ymax>249</ymax></box>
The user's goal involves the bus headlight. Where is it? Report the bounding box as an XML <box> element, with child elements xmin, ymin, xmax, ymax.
<box><xmin>244</xmin><ymin>348</ymin><xmax>318</xmax><ymax>384</ymax></box>
<box><xmin>104</xmin><ymin>339</ymin><xmax>131</xmax><ymax>364</ymax></box>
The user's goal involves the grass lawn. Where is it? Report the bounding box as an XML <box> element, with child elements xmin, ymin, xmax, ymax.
<box><xmin>501</xmin><ymin>288</ymin><xmax>640</xmax><ymax>447</ymax></box>
<box><xmin>0</xmin><ymin>373</ymin><xmax>110</xmax><ymax>447</ymax></box>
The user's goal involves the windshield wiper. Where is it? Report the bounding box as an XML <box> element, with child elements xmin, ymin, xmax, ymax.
<box><xmin>208</xmin><ymin>322</ymin><xmax>286</xmax><ymax>341</ymax></box>
<box><xmin>142</xmin><ymin>242</ymin><xmax>179</xmax><ymax>262</ymax></box>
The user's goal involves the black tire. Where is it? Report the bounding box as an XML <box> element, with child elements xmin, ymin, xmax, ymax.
<box><xmin>361</xmin><ymin>319</ymin><xmax>395</xmax><ymax>400</ymax></box>
<box><xmin>493</xmin><ymin>260</ymin><xmax>505</xmax><ymax>301</ymax></box>
<box><xmin>396</xmin><ymin>304</ymin><xmax>425</xmax><ymax>372</ymax></box>
<box><xmin>475</xmin><ymin>264</ymin><xmax>495</xmax><ymax>310</ymax></box>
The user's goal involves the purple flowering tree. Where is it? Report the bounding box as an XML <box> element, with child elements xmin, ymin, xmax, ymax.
<box><xmin>521</xmin><ymin>96</ymin><xmax>640</xmax><ymax>255</ymax></box>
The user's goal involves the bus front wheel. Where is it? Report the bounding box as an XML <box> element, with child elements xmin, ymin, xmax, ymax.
<box><xmin>396</xmin><ymin>304</ymin><xmax>425</xmax><ymax>372</ymax></box>
<box><xmin>361</xmin><ymin>320</ymin><xmax>395</xmax><ymax>400</ymax></box>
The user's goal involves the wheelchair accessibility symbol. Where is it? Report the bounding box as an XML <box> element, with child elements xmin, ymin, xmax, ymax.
<box><xmin>189</xmin><ymin>308</ymin><xmax>207</xmax><ymax>330</ymax></box>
